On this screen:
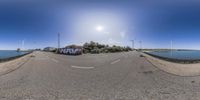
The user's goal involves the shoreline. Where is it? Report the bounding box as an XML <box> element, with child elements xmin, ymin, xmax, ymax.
<box><xmin>142</xmin><ymin>52</ymin><xmax>200</xmax><ymax>76</ymax></box>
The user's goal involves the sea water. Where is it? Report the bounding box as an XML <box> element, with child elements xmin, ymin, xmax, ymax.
<box><xmin>147</xmin><ymin>50</ymin><xmax>200</xmax><ymax>60</ymax></box>
<box><xmin>0</xmin><ymin>50</ymin><xmax>28</xmax><ymax>59</ymax></box>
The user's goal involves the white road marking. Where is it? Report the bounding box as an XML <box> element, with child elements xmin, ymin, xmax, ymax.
<box><xmin>71</xmin><ymin>65</ymin><xmax>94</xmax><ymax>69</ymax></box>
<box><xmin>111</xmin><ymin>59</ymin><xmax>121</xmax><ymax>65</ymax></box>
<box><xmin>51</xmin><ymin>58</ymin><xmax>59</xmax><ymax>63</ymax></box>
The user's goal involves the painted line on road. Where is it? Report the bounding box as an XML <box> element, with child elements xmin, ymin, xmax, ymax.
<box><xmin>51</xmin><ymin>58</ymin><xmax>59</xmax><ymax>63</ymax></box>
<box><xmin>71</xmin><ymin>65</ymin><xmax>94</xmax><ymax>69</ymax></box>
<box><xmin>110</xmin><ymin>59</ymin><xmax>121</xmax><ymax>65</ymax></box>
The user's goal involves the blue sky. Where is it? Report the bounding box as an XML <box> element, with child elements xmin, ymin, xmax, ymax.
<box><xmin>0</xmin><ymin>1</ymin><xmax>200</xmax><ymax>50</ymax></box>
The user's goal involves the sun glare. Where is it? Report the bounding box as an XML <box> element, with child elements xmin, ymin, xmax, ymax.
<box><xmin>96</xmin><ymin>26</ymin><xmax>104</xmax><ymax>31</ymax></box>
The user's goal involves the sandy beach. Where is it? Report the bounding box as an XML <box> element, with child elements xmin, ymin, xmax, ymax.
<box><xmin>0</xmin><ymin>53</ymin><xmax>32</xmax><ymax>76</ymax></box>
<box><xmin>143</xmin><ymin>52</ymin><xmax>200</xmax><ymax>76</ymax></box>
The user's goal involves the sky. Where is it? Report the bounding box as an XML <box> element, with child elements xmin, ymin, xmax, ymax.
<box><xmin>0</xmin><ymin>0</ymin><xmax>200</xmax><ymax>50</ymax></box>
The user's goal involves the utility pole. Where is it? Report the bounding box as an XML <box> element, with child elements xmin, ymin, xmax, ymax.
<box><xmin>170</xmin><ymin>40</ymin><xmax>173</xmax><ymax>56</ymax></box>
<box><xmin>22</xmin><ymin>40</ymin><xmax>25</xmax><ymax>50</ymax></box>
<box><xmin>139</xmin><ymin>41</ymin><xmax>142</xmax><ymax>49</ymax></box>
<box><xmin>58</xmin><ymin>33</ymin><xmax>60</xmax><ymax>49</ymax></box>
<box><xmin>170</xmin><ymin>40</ymin><xmax>173</xmax><ymax>50</ymax></box>
<box><xmin>131</xmin><ymin>40</ymin><xmax>134</xmax><ymax>49</ymax></box>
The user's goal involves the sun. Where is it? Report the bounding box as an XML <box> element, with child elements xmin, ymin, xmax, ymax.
<box><xmin>96</xmin><ymin>25</ymin><xmax>104</xmax><ymax>31</ymax></box>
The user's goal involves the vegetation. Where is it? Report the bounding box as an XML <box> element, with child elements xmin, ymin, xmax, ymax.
<box><xmin>48</xmin><ymin>41</ymin><xmax>132</xmax><ymax>54</ymax></box>
<box><xmin>17</xmin><ymin>48</ymin><xmax>20</xmax><ymax>52</ymax></box>
<box><xmin>82</xmin><ymin>41</ymin><xmax>132</xmax><ymax>54</ymax></box>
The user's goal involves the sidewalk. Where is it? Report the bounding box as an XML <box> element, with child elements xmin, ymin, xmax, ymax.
<box><xmin>0</xmin><ymin>53</ymin><xmax>32</xmax><ymax>76</ymax></box>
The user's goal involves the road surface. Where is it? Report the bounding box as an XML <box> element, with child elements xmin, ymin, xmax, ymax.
<box><xmin>0</xmin><ymin>51</ymin><xmax>200</xmax><ymax>100</ymax></box>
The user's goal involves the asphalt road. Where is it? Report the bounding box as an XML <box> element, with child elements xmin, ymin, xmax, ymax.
<box><xmin>0</xmin><ymin>51</ymin><xmax>200</xmax><ymax>100</ymax></box>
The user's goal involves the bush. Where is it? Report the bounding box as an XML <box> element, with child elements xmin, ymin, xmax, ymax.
<box><xmin>83</xmin><ymin>49</ymin><xmax>89</xmax><ymax>54</ymax></box>
<box><xmin>82</xmin><ymin>41</ymin><xmax>132</xmax><ymax>54</ymax></box>
<box><xmin>91</xmin><ymin>49</ymin><xmax>100</xmax><ymax>54</ymax></box>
